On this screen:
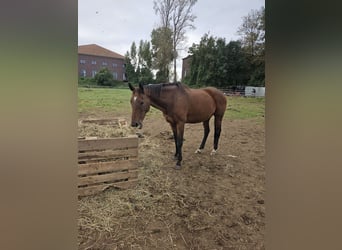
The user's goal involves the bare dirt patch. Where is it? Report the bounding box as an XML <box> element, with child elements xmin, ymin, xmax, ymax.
<box><xmin>78</xmin><ymin>114</ymin><xmax>265</xmax><ymax>249</ymax></box>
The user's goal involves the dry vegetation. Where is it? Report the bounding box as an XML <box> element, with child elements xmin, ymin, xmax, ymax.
<box><xmin>78</xmin><ymin>112</ymin><xmax>265</xmax><ymax>249</ymax></box>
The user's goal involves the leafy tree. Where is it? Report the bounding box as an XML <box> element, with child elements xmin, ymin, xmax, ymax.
<box><xmin>125</xmin><ymin>40</ymin><xmax>154</xmax><ymax>84</ymax></box>
<box><xmin>124</xmin><ymin>51</ymin><xmax>138</xmax><ymax>84</ymax></box>
<box><xmin>137</xmin><ymin>40</ymin><xmax>154</xmax><ymax>84</ymax></box>
<box><xmin>151</xmin><ymin>27</ymin><xmax>174</xmax><ymax>82</ymax></box>
<box><xmin>138</xmin><ymin>40</ymin><xmax>152</xmax><ymax>69</ymax></box>
<box><xmin>187</xmin><ymin>34</ymin><xmax>250</xmax><ymax>87</ymax></box>
<box><xmin>154</xmin><ymin>0</ymin><xmax>197</xmax><ymax>82</ymax></box>
<box><xmin>183</xmin><ymin>7</ymin><xmax>265</xmax><ymax>87</ymax></box>
<box><xmin>94</xmin><ymin>68</ymin><xmax>113</xmax><ymax>86</ymax></box>
<box><xmin>188</xmin><ymin>34</ymin><xmax>216</xmax><ymax>86</ymax></box>
<box><xmin>130</xmin><ymin>42</ymin><xmax>138</xmax><ymax>70</ymax></box>
<box><xmin>224</xmin><ymin>41</ymin><xmax>250</xmax><ymax>86</ymax></box>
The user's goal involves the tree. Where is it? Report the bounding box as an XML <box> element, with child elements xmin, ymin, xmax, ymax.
<box><xmin>125</xmin><ymin>40</ymin><xmax>154</xmax><ymax>84</ymax></box>
<box><xmin>237</xmin><ymin>7</ymin><xmax>264</xmax><ymax>57</ymax></box>
<box><xmin>139</xmin><ymin>40</ymin><xmax>152</xmax><ymax>69</ymax></box>
<box><xmin>125</xmin><ymin>51</ymin><xmax>138</xmax><ymax>84</ymax></box>
<box><xmin>188</xmin><ymin>34</ymin><xmax>216</xmax><ymax>86</ymax></box>
<box><xmin>154</xmin><ymin>0</ymin><xmax>197</xmax><ymax>82</ymax></box>
<box><xmin>224</xmin><ymin>41</ymin><xmax>250</xmax><ymax>86</ymax></box>
<box><xmin>137</xmin><ymin>40</ymin><xmax>154</xmax><ymax>84</ymax></box>
<box><xmin>130</xmin><ymin>42</ymin><xmax>138</xmax><ymax>70</ymax></box>
<box><xmin>186</xmin><ymin>34</ymin><xmax>250</xmax><ymax>87</ymax></box>
<box><xmin>237</xmin><ymin>6</ymin><xmax>265</xmax><ymax>86</ymax></box>
<box><xmin>151</xmin><ymin>27</ymin><xmax>174</xmax><ymax>82</ymax></box>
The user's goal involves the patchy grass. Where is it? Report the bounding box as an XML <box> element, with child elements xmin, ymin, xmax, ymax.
<box><xmin>226</xmin><ymin>96</ymin><xmax>265</xmax><ymax>120</ymax></box>
<box><xmin>78</xmin><ymin>87</ymin><xmax>265</xmax><ymax>120</ymax></box>
<box><xmin>78</xmin><ymin>87</ymin><xmax>131</xmax><ymax>115</ymax></box>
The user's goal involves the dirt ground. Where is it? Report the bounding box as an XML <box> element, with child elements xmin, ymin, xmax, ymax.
<box><xmin>78</xmin><ymin>113</ymin><xmax>265</xmax><ymax>250</ymax></box>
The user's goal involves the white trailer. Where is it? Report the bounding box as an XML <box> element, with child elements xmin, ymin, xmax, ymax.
<box><xmin>244</xmin><ymin>86</ymin><xmax>265</xmax><ymax>97</ymax></box>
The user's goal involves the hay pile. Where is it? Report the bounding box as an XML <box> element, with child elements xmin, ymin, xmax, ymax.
<box><xmin>78</xmin><ymin>119</ymin><xmax>135</xmax><ymax>138</ymax></box>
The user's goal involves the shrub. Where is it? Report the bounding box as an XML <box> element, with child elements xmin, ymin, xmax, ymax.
<box><xmin>94</xmin><ymin>68</ymin><xmax>114</xmax><ymax>86</ymax></box>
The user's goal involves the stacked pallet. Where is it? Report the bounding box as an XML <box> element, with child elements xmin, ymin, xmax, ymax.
<box><xmin>78</xmin><ymin>119</ymin><xmax>139</xmax><ymax>197</ymax></box>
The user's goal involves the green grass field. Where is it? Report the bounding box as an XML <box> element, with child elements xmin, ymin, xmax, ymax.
<box><xmin>226</xmin><ymin>96</ymin><xmax>265</xmax><ymax>120</ymax></box>
<box><xmin>78</xmin><ymin>88</ymin><xmax>131</xmax><ymax>115</ymax></box>
<box><xmin>78</xmin><ymin>87</ymin><xmax>265</xmax><ymax>120</ymax></box>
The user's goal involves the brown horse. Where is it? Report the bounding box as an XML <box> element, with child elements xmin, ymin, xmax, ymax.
<box><xmin>128</xmin><ymin>82</ymin><xmax>227</xmax><ymax>169</ymax></box>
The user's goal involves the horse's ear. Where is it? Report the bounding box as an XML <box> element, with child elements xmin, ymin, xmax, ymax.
<box><xmin>139</xmin><ymin>82</ymin><xmax>144</xmax><ymax>94</ymax></box>
<box><xmin>128</xmin><ymin>82</ymin><xmax>135</xmax><ymax>91</ymax></box>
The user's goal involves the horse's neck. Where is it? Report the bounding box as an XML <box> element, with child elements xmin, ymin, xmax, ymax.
<box><xmin>146</xmin><ymin>84</ymin><xmax>186</xmax><ymax>113</ymax></box>
<box><xmin>147</xmin><ymin>89</ymin><xmax>173</xmax><ymax>113</ymax></box>
<box><xmin>148</xmin><ymin>94</ymin><xmax>168</xmax><ymax>113</ymax></box>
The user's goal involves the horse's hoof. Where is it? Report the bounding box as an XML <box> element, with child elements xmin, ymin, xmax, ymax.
<box><xmin>175</xmin><ymin>164</ymin><xmax>181</xmax><ymax>170</ymax></box>
<box><xmin>210</xmin><ymin>149</ymin><xmax>217</xmax><ymax>155</ymax></box>
<box><xmin>195</xmin><ymin>149</ymin><xmax>202</xmax><ymax>154</ymax></box>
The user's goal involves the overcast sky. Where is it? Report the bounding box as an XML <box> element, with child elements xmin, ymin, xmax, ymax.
<box><xmin>78</xmin><ymin>0</ymin><xmax>264</xmax><ymax>80</ymax></box>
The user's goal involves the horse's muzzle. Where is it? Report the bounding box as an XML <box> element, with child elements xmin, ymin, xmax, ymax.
<box><xmin>131</xmin><ymin>121</ymin><xmax>143</xmax><ymax>129</ymax></box>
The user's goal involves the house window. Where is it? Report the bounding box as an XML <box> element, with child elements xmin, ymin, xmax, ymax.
<box><xmin>112</xmin><ymin>63</ymin><xmax>117</xmax><ymax>67</ymax></box>
<box><xmin>123</xmin><ymin>73</ymin><xmax>126</xmax><ymax>81</ymax></box>
<box><xmin>102</xmin><ymin>62</ymin><xmax>107</xmax><ymax>66</ymax></box>
<box><xmin>113</xmin><ymin>72</ymin><xmax>118</xmax><ymax>80</ymax></box>
<box><xmin>80</xmin><ymin>59</ymin><xmax>86</xmax><ymax>64</ymax></box>
<box><xmin>92</xmin><ymin>70</ymin><xmax>97</xmax><ymax>77</ymax></box>
<box><xmin>91</xmin><ymin>60</ymin><xmax>96</xmax><ymax>65</ymax></box>
<box><xmin>80</xmin><ymin>69</ymin><xmax>86</xmax><ymax>77</ymax></box>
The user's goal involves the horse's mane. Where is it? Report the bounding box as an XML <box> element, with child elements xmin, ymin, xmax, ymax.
<box><xmin>145</xmin><ymin>82</ymin><xmax>187</xmax><ymax>98</ymax></box>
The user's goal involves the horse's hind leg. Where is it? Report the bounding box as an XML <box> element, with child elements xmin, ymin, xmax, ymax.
<box><xmin>211</xmin><ymin>115</ymin><xmax>223</xmax><ymax>155</ymax></box>
<box><xmin>195</xmin><ymin>120</ymin><xmax>210</xmax><ymax>154</ymax></box>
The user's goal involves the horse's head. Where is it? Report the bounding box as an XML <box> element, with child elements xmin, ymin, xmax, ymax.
<box><xmin>128</xmin><ymin>82</ymin><xmax>151</xmax><ymax>129</ymax></box>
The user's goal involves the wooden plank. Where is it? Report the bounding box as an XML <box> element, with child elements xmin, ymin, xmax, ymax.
<box><xmin>78</xmin><ymin>170</ymin><xmax>138</xmax><ymax>187</ymax></box>
<box><xmin>78</xmin><ymin>137</ymin><xmax>138</xmax><ymax>151</ymax></box>
<box><xmin>78</xmin><ymin>159</ymin><xmax>138</xmax><ymax>176</ymax></box>
<box><xmin>78</xmin><ymin>136</ymin><xmax>98</xmax><ymax>140</ymax></box>
<box><xmin>78</xmin><ymin>179</ymin><xmax>138</xmax><ymax>197</ymax></box>
<box><xmin>78</xmin><ymin>157</ymin><xmax>137</xmax><ymax>164</ymax></box>
<box><xmin>78</xmin><ymin>148</ymin><xmax>138</xmax><ymax>161</ymax></box>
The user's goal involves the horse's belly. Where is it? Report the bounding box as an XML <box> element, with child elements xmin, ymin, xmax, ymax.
<box><xmin>185</xmin><ymin>93</ymin><xmax>215</xmax><ymax>122</ymax></box>
<box><xmin>186</xmin><ymin>104</ymin><xmax>215</xmax><ymax>123</ymax></box>
<box><xmin>186</xmin><ymin>112</ymin><xmax>214</xmax><ymax>123</ymax></box>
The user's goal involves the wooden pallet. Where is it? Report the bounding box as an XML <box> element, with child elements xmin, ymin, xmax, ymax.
<box><xmin>78</xmin><ymin>136</ymin><xmax>139</xmax><ymax>197</ymax></box>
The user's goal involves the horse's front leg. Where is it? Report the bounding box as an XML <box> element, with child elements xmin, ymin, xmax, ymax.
<box><xmin>170</xmin><ymin>123</ymin><xmax>178</xmax><ymax>159</ymax></box>
<box><xmin>175</xmin><ymin>122</ymin><xmax>185</xmax><ymax>170</ymax></box>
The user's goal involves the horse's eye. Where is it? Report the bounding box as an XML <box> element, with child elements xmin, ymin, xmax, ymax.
<box><xmin>140</xmin><ymin>101</ymin><xmax>144</xmax><ymax>105</ymax></box>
